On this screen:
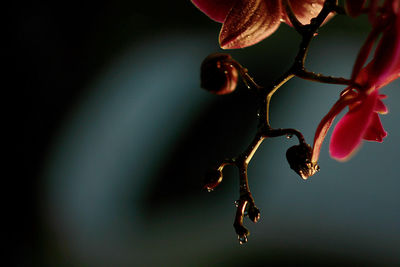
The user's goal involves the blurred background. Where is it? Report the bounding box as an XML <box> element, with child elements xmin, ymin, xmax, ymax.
<box><xmin>13</xmin><ymin>1</ymin><xmax>400</xmax><ymax>266</ymax></box>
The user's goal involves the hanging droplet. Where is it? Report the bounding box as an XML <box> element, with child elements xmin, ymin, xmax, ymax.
<box><xmin>286</xmin><ymin>134</ymin><xmax>293</xmax><ymax>139</ymax></box>
<box><xmin>207</xmin><ymin>188</ymin><xmax>214</xmax><ymax>193</ymax></box>
<box><xmin>234</xmin><ymin>200</ymin><xmax>239</xmax><ymax>207</ymax></box>
<box><xmin>238</xmin><ymin>235</ymin><xmax>248</xmax><ymax>245</ymax></box>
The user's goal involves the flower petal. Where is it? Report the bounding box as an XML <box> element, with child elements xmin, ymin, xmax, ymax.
<box><xmin>351</xmin><ymin>25</ymin><xmax>382</xmax><ymax>81</ymax></box>
<box><xmin>191</xmin><ymin>0</ymin><xmax>236</xmax><ymax>23</ymax></box>
<box><xmin>287</xmin><ymin>0</ymin><xmax>325</xmax><ymax>25</ymax></box>
<box><xmin>363</xmin><ymin>112</ymin><xmax>387</xmax><ymax>141</ymax></box>
<box><xmin>393</xmin><ymin>0</ymin><xmax>400</xmax><ymax>13</ymax></box>
<box><xmin>311</xmin><ymin>89</ymin><xmax>358</xmax><ymax>163</ymax></box>
<box><xmin>375</xmin><ymin>95</ymin><xmax>388</xmax><ymax>114</ymax></box>
<box><xmin>369</xmin><ymin>7</ymin><xmax>400</xmax><ymax>87</ymax></box>
<box><xmin>329</xmin><ymin>91</ymin><xmax>379</xmax><ymax>160</ymax></box>
<box><xmin>219</xmin><ymin>0</ymin><xmax>282</xmax><ymax>49</ymax></box>
<box><xmin>368</xmin><ymin>0</ymin><xmax>379</xmax><ymax>24</ymax></box>
<box><xmin>282</xmin><ymin>0</ymin><xmax>334</xmax><ymax>27</ymax></box>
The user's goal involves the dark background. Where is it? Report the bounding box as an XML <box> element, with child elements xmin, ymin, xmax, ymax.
<box><xmin>14</xmin><ymin>1</ymin><xmax>204</xmax><ymax>263</ymax></box>
<box><xmin>12</xmin><ymin>1</ymin><xmax>400</xmax><ymax>266</ymax></box>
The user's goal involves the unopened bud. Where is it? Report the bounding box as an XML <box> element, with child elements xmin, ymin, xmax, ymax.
<box><xmin>204</xmin><ymin>168</ymin><xmax>223</xmax><ymax>191</ymax></box>
<box><xmin>286</xmin><ymin>143</ymin><xmax>320</xmax><ymax>180</ymax></box>
<box><xmin>200</xmin><ymin>53</ymin><xmax>238</xmax><ymax>95</ymax></box>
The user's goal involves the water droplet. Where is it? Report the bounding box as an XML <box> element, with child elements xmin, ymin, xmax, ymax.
<box><xmin>286</xmin><ymin>134</ymin><xmax>293</xmax><ymax>139</ymax></box>
<box><xmin>207</xmin><ymin>188</ymin><xmax>214</xmax><ymax>193</ymax></box>
<box><xmin>234</xmin><ymin>200</ymin><xmax>239</xmax><ymax>207</ymax></box>
<box><xmin>238</xmin><ymin>235</ymin><xmax>248</xmax><ymax>245</ymax></box>
<box><xmin>313</xmin><ymin>33</ymin><xmax>318</xmax><ymax>37</ymax></box>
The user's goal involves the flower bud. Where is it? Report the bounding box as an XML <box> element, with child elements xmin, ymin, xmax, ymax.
<box><xmin>286</xmin><ymin>143</ymin><xmax>320</xmax><ymax>180</ymax></box>
<box><xmin>200</xmin><ymin>53</ymin><xmax>238</xmax><ymax>95</ymax></box>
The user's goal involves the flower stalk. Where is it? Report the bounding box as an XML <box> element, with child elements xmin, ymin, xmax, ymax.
<box><xmin>202</xmin><ymin>0</ymin><xmax>353</xmax><ymax>244</ymax></box>
<box><xmin>196</xmin><ymin>0</ymin><xmax>398</xmax><ymax>243</ymax></box>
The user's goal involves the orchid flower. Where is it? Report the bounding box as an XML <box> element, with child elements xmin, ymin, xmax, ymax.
<box><xmin>193</xmin><ymin>0</ymin><xmax>400</xmax><ymax>242</ymax></box>
<box><xmin>191</xmin><ymin>0</ymin><xmax>330</xmax><ymax>49</ymax></box>
<box><xmin>312</xmin><ymin>0</ymin><xmax>400</xmax><ymax>162</ymax></box>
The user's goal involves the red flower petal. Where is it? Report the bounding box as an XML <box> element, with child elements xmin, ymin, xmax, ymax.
<box><xmin>375</xmin><ymin>95</ymin><xmax>388</xmax><ymax>114</ymax></box>
<box><xmin>329</xmin><ymin>91</ymin><xmax>379</xmax><ymax>160</ymax></box>
<box><xmin>345</xmin><ymin>0</ymin><xmax>366</xmax><ymax>17</ymax></box>
<box><xmin>393</xmin><ymin>0</ymin><xmax>400</xmax><ymax>13</ymax></box>
<box><xmin>311</xmin><ymin>89</ymin><xmax>358</xmax><ymax>163</ymax></box>
<box><xmin>351</xmin><ymin>1</ymin><xmax>400</xmax><ymax>83</ymax></box>
<box><xmin>363</xmin><ymin>112</ymin><xmax>387</xmax><ymax>141</ymax></box>
<box><xmin>370</xmin><ymin>16</ymin><xmax>400</xmax><ymax>87</ymax></box>
<box><xmin>219</xmin><ymin>0</ymin><xmax>282</xmax><ymax>49</ymax></box>
<box><xmin>368</xmin><ymin>0</ymin><xmax>379</xmax><ymax>24</ymax></box>
<box><xmin>351</xmin><ymin>26</ymin><xmax>382</xmax><ymax>82</ymax></box>
<box><xmin>191</xmin><ymin>0</ymin><xmax>236</xmax><ymax>23</ymax></box>
<box><xmin>362</xmin><ymin>4</ymin><xmax>400</xmax><ymax>88</ymax></box>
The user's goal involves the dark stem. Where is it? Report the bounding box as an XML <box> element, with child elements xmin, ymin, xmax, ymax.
<box><xmin>262</xmin><ymin>71</ymin><xmax>295</xmax><ymax>127</ymax></box>
<box><xmin>295</xmin><ymin>69</ymin><xmax>355</xmax><ymax>87</ymax></box>
<box><xmin>207</xmin><ymin>0</ymin><xmax>347</xmax><ymax>244</ymax></box>
<box><xmin>263</xmin><ymin>0</ymin><xmax>342</xmax><ymax>128</ymax></box>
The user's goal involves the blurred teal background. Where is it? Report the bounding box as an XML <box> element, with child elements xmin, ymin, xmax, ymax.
<box><xmin>14</xmin><ymin>1</ymin><xmax>399</xmax><ymax>266</ymax></box>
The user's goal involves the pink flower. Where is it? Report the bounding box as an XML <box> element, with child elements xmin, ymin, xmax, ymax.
<box><xmin>312</xmin><ymin>0</ymin><xmax>400</xmax><ymax>162</ymax></box>
<box><xmin>191</xmin><ymin>0</ymin><xmax>330</xmax><ymax>49</ymax></box>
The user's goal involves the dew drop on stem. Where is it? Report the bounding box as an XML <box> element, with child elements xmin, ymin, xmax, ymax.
<box><xmin>238</xmin><ymin>235</ymin><xmax>248</xmax><ymax>245</ymax></box>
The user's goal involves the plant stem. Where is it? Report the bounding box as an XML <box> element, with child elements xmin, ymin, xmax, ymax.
<box><xmin>207</xmin><ymin>0</ymin><xmax>348</xmax><ymax>244</ymax></box>
<box><xmin>264</xmin><ymin>71</ymin><xmax>295</xmax><ymax>127</ymax></box>
<box><xmin>295</xmin><ymin>69</ymin><xmax>355</xmax><ymax>86</ymax></box>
